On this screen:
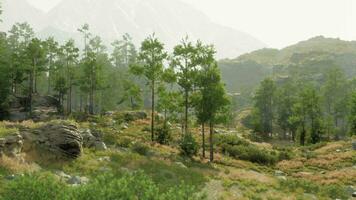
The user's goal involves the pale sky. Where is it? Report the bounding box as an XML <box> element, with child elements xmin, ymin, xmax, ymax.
<box><xmin>27</xmin><ymin>0</ymin><xmax>356</xmax><ymax>49</ymax></box>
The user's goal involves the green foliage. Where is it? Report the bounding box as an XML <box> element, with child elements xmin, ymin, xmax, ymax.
<box><xmin>1</xmin><ymin>173</ymin><xmax>66</xmax><ymax>200</ymax></box>
<box><xmin>131</xmin><ymin>142</ymin><xmax>150</xmax><ymax>156</ymax></box>
<box><xmin>349</xmin><ymin>92</ymin><xmax>356</xmax><ymax>136</ymax></box>
<box><xmin>279</xmin><ymin>178</ymin><xmax>348</xmax><ymax>199</ymax></box>
<box><xmin>0</xmin><ymin>171</ymin><xmax>204</xmax><ymax>200</ymax></box>
<box><xmin>252</xmin><ymin>78</ymin><xmax>276</xmax><ymax>137</ymax></box>
<box><xmin>179</xmin><ymin>133</ymin><xmax>199</xmax><ymax>157</ymax></box>
<box><xmin>217</xmin><ymin>134</ymin><xmax>278</xmax><ymax>165</ymax></box>
<box><xmin>155</xmin><ymin>125</ymin><xmax>172</xmax><ymax>145</ymax></box>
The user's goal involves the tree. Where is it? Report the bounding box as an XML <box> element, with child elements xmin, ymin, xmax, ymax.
<box><xmin>43</xmin><ymin>37</ymin><xmax>59</xmax><ymax>94</ymax></box>
<box><xmin>348</xmin><ymin>92</ymin><xmax>356</xmax><ymax>136</ymax></box>
<box><xmin>130</xmin><ymin>34</ymin><xmax>167</xmax><ymax>142</ymax></box>
<box><xmin>275</xmin><ymin>81</ymin><xmax>298</xmax><ymax>141</ymax></box>
<box><xmin>111</xmin><ymin>33</ymin><xmax>137</xmax><ymax>69</ymax></box>
<box><xmin>171</xmin><ymin>38</ymin><xmax>198</xmax><ymax>134</ymax></box>
<box><xmin>193</xmin><ymin>41</ymin><xmax>216</xmax><ymax>158</ymax></box>
<box><xmin>26</xmin><ymin>38</ymin><xmax>46</xmax><ymax>114</ymax></box>
<box><xmin>252</xmin><ymin>78</ymin><xmax>276</xmax><ymax>138</ymax></box>
<box><xmin>198</xmin><ymin>63</ymin><xmax>230</xmax><ymax>162</ymax></box>
<box><xmin>61</xmin><ymin>39</ymin><xmax>79</xmax><ymax>114</ymax></box>
<box><xmin>82</xmin><ymin>36</ymin><xmax>108</xmax><ymax>114</ymax></box>
<box><xmin>290</xmin><ymin>85</ymin><xmax>323</xmax><ymax>145</ymax></box>
<box><xmin>322</xmin><ymin>67</ymin><xmax>348</xmax><ymax>138</ymax></box>
<box><xmin>8</xmin><ymin>23</ymin><xmax>34</xmax><ymax>94</ymax></box>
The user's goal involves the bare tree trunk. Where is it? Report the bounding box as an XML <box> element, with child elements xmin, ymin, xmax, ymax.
<box><xmin>184</xmin><ymin>89</ymin><xmax>189</xmax><ymax>134</ymax></box>
<box><xmin>209</xmin><ymin>121</ymin><xmax>214</xmax><ymax>162</ymax></box>
<box><xmin>202</xmin><ymin>123</ymin><xmax>205</xmax><ymax>158</ymax></box>
<box><xmin>151</xmin><ymin>80</ymin><xmax>155</xmax><ymax>142</ymax></box>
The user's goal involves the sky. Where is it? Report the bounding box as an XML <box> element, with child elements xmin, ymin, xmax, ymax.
<box><xmin>27</xmin><ymin>0</ymin><xmax>356</xmax><ymax>49</ymax></box>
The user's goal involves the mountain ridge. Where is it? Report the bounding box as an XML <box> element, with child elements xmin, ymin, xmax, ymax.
<box><xmin>2</xmin><ymin>0</ymin><xmax>266</xmax><ymax>58</ymax></box>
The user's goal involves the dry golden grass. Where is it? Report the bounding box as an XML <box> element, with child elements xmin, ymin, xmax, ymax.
<box><xmin>277</xmin><ymin>158</ymin><xmax>306</xmax><ymax>171</ymax></box>
<box><xmin>306</xmin><ymin>151</ymin><xmax>354</xmax><ymax>168</ymax></box>
<box><xmin>292</xmin><ymin>167</ymin><xmax>356</xmax><ymax>184</ymax></box>
<box><xmin>314</xmin><ymin>141</ymin><xmax>348</xmax><ymax>154</ymax></box>
<box><xmin>221</xmin><ymin>167</ymin><xmax>276</xmax><ymax>184</ymax></box>
<box><xmin>0</xmin><ymin>155</ymin><xmax>41</xmax><ymax>173</ymax></box>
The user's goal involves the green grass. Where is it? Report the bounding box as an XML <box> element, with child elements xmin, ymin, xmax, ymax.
<box><xmin>0</xmin><ymin>171</ymin><xmax>205</xmax><ymax>200</ymax></box>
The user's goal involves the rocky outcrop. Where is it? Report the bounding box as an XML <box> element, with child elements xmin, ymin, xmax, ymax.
<box><xmin>22</xmin><ymin>121</ymin><xmax>83</xmax><ymax>159</ymax></box>
<box><xmin>81</xmin><ymin>129</ymin><xmax>107</xmax><ymax>151</ymax></box>
<box><xmin>0</xmin><ymin>133</ymin><xmax>23</xmax><ymax>157</ymax></box>
<box><xmin>7</xmin><ymin>95</ymin><xmax>59</xmax><ymax>122</ymax></box>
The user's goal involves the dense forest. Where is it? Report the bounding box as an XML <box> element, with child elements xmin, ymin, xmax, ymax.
<box><xmin>0</xmin><ymin>2</ymin><xmax>355</xmax><ymax>200</ymax></box>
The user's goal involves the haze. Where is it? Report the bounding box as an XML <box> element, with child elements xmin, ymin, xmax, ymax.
<box><xmin>27</xmin><ymin>0</ymin><xmax>356</xmax><ymax>49</ymax></box>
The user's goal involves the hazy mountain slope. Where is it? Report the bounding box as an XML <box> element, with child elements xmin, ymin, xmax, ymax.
<box><xmin>0</xmin><ymin>0</ymin><xmax>46</xmax><ymax>30</ymax></box>
<box><xmin>219</xmin><ymin>36</ymin><xmax>356</xmax><ymax>95</ymax></box>
<box><xmin>2</xmin><ymin>0</ymin><xmax>265</xmax><ymax>58</ymax></box>
<box><xmin>233</xmin><ymin>36</ymin><xmax>356</xmax><ymax>65</ymax></box>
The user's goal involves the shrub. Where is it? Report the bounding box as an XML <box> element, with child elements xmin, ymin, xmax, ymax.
<box><xmin>117</xmin><ymin>136</ymin><xmax>133</xmax><ymax>148</ymax></box>
<box><xmin>131</xmin><ymin>142</ymin><xmax>150</xmax><ymax>156</ymax></box>
<box><xmin>1</xmin><ymin>173</ymin><xmax>66</xmax><ymax>200</ymax></box>
<box><xmin>0</xmin><ymin>171</ymin><xmax>204</xmax><ymax>200</ymax></box>
<box><xmin>179</xmin><ymin>134</ymin><xmax>198</xmax><ymax>157</ymax></box>
<box><xmin>225</xmin><ymin>145</ymin><xmax>278</xmax><ymax>165</ymax></box>
<box><xmin>156</xmin><ymin>125</ymin><xmax>172</xmax><ymax>145</ymax></box>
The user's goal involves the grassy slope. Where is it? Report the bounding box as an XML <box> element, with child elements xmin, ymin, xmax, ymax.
<box><xmin>0</xmin><ymin>116</ymin><xmax>355</xmax><ymax>200</ymax></box>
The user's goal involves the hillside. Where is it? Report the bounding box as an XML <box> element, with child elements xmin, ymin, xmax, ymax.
<box><xmin>0</xmin><ymin>113</ymin><xmax>355</xmax><ymax>199</ymax></box>
<box><xmin>1</xmin><ymin>0</ymin><xmax>266</xmax><ymax>58</ymax></box>
<box><xmin>219</xmin><ymin>36</ymin><xmax>356</xmax><ymax>101</ymax></box>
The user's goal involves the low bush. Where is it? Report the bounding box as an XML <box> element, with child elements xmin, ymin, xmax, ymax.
<box><xmin>224</xmin><ymin>145</ymin><xmax>278</xmax><ymax>165</ymax></box>
<box><xmin>131</xmin><ymin>142</ymin><xmax>150</xmax><ymax>156</ymax></box>
<box><xmin>117</xmin><ymin>136</ymin><xmax>133</xmax><ymax>148</ymax></box>
<box><xmin>0</xmin><ymin>171</ymin><xmax>205</xmax><ymax>200</ymax></box>
<box><xmin>179</xmin><ymin>134</ymin><xmax>198</xmax><ymax>157</ymax></box>
<box><xmin>217</xmin><ymin>134</ymin><xmax>278</xmax><ymax>165</ymax></box>
<box><xmin>156</xmin><ymin>125</ymin><xmax>172</xmax><ymax>145</ymax></box>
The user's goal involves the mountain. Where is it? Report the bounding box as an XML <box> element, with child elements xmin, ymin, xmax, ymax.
<box><xmin>219</xmin><ymin>36</ymin><xmax>356</xmax><ymax>94</ymax></box>
<box><xmin>1</xmin><ymin>0</ymin><xmax>266</xmax><ymax>58</ymax></box>
<box><xmin>0</xmin><ymin>0</ymin><xmax>46</xmax><ymax>31</ymax></box>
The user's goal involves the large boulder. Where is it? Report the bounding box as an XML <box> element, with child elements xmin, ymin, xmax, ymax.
<box><xmin>0</xmin><ymin>133</ymin><xmax>23</xmax><ymax>157</ymax></box>
<box><xmin>21</xmin><ymin>121</ymin><xmax>83</xmax><ymax>159</ymax></box>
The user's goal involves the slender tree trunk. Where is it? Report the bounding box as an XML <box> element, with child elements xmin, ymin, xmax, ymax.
<box><xmin>209</xmin><ymin>121</ymin><xmax>214</xmax><ymax>162</ymax></box>
<box><xmin>184</xmin><ymin>89</ymin><xmax>189</xmax><ymax>134</ymax></box>
<box><xmin>202</xmin><ymin>123</ymin><xmax>205</xmax><ymax>158</ymax></box>
<box><xmin>151</xmin><ymin>80</ymin><xmax>155</xmax><ymax>142</ymax></box>
<box><xmin>300</xmin><ymin>124</ymin><xmax>305</xmax><ymax>146</ymax></box>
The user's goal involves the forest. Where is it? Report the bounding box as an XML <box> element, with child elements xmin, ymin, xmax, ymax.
<box><xmin>0</xmin><ymin>2</ymin><xmax>355</xmax><ymax>200</ymax></box>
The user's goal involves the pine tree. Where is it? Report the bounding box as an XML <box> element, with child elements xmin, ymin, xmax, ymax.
<box><xmin>171</xmin><ymin>37</ymin><xmax>198</xmax><ymax>134</ymax></box>
<box><xmin>130</xmin><ymin>34</ymin><xmax>167</xmax><ymax>142</ymax></box>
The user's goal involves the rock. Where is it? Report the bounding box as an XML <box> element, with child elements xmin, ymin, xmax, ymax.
<box><xmin>0</xmin><ymin>133</ymin><xmax>23</xmax><ymax>157</ymax></box>
<box><xmin>277</xmin><ymin>176</ymin><xmax>287</xmax><ymax>181</ymax></box>
<box><xmin>346</xmin><ymin>186</ymin><xmax>355</xmax><ymax>196</ymax></box>
<box><xmin>80</xmin><ymin>129</ymin><xmax>107</xmax><ymax>151</ymax></box>
<box><xmin>303</xmin><ymin>193</ymin><xmax>317</xmax><ymax>200</ymax></box>
<box><xmin>122</xmin><ymin>123</ymin><xmax>129</xmax><ymax>130</ymax></box>
<box><xmin>336</xmin><ymin>149</ymin><xmax>341</xmax><ymax>153</ymax></box>
<box><xmin>104</xmin><ymin>111</ymin><xmax>115</xmax><ymax>116</ymax></box>
<box><xmin>98</xmin><ymin>156</ymin><xmax>110</xmax><ymax>162</ymax></box>
<box><xmin>67</xmin><ymin>176</ymin><xmax>89</xmax><ymax>185</ymax></box>
<box><xmin>175</xmin><ymin>162</ymin><xmax>187</xmax><ymax>168</ymax></box>
<box><xmin>5</xmin><ymin>174</ymin><xmax>16</xmax><ymax>180</ymax></box>
<box><xmin>22</xmin><ymin>121</ymin><xmax>83</xmax><ymax>159</ymax></box>
<box><xmin>320</xmin><ymin>171</ymin><xmax>326</xmax><ymax>174</ymax></box>
<box><xmin>55</xmin><ymin>171</ymin><xmax>71</xmax><ymax>180</ymax></box>
<box><xmin>352</xmin><ymin>140</ymin><xmax>356</xmax><ymax>150</ymax></box>
<box><xmin>352</xmin><ymin>192</ymin><xmax>356</xmax><ymax>197</ymax></box>
<box><xmin>94</xmin><ymin>141</ymin><xmax>107</xmax><ymax>151</ymax></box>
<box><xmin>274</xmin><ymin>170</ymin><xmax>285</xmax><ymax>177</ymax></box>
